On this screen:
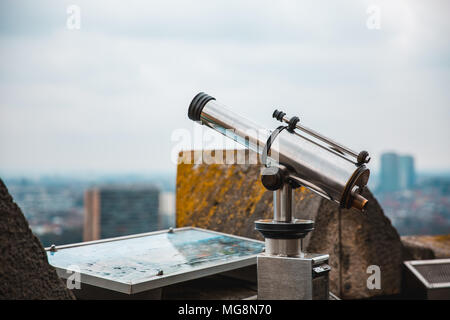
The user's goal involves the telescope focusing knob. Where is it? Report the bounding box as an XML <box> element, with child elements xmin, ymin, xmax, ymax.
<box><xmin>261</xmin><ymin>167</ymin><xmax>284</xmax><ymax>191</ymax></box>
<box><xmin>287</xmin><ymin>116</ymin><xmax>300</xmax><ymax>132</ymax></box>
<box><xmin>357</xmin><ymin>150</ymin><xmax>371</xmax><ymax>165</ymax></box>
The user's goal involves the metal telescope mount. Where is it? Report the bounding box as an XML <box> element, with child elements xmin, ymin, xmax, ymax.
<box><xmin>252</xmin><ymin>110</ymin><xmax>368</xmax><ymax>300</ymax></box>
<box><xmin>255</xmin><ymin>107</ymin><xmax>370</xmax><ymax>258</ymax></box>
<box><xmin>187</xmin><ymin>92</ymin><xmax>371</xmax><ymax>300</ymax></box>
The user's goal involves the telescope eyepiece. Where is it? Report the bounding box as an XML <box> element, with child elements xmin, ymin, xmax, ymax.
<box><xmin>188</xmin><ymin>92</ymin><xmax>215</xmax><ymax>121</ymax></box>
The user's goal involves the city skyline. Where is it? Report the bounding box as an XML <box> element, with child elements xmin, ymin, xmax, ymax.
<box><xmin>3</xmin><ymin>150</ymin><xmax>448</xmax><ymax>246</ymax></box>
<box><xmin>1</xmin><ymin>154</ymin><xmax>449</xmax><ymax>180</ymax></box>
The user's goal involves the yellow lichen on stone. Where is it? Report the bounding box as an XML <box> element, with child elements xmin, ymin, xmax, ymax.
<box><xmin>176</xmin><ymin>150</ymin><xmax>312</xmax><ymax>234</ymax></box>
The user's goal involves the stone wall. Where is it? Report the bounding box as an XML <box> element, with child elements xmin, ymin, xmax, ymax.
<box><xmin>402</xmin><ymin>235</ymin><xmax>450</xmax><ymax>260</ymax></box>
<box><xmin>0</xmin><ymin>179</ymin><xmax>75</xmax><ymax>299</ymax></box>
<box><xmin>176</xmin><ymin>150</ymin><xmax>404</xmax><ymax>299</ymax></box>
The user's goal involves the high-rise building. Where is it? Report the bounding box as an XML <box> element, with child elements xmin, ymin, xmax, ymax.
<box><xmin>379</xmin><ymin>152</ymin><xmax>416</xmax><ymax>193</ymax></box>
<box><xmin>83</xmin><ymin>185</ymin><xmax>160</xmax><ymax>241</ymax></box>
<box><xmin>399</xmin><ymin>155</ymin><xmax>415</xmax><ymax>190</ymax></box>
<box><xmin>379</xmin><ymin>152</ymin><xmax>400</xmax><ymax>192</ymax></box>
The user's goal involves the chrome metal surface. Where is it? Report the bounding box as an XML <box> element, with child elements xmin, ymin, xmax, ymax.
<box><xmin>200</xmin><ymin>100</ymin><xmax>270</xmax><ymax>155</ymax></box>
<box><xmin>274</xmin><ymin>184</ymin><xmax>293</xmax><ymax>222</ymax></box>
<box><xmin>280</xmin><ymin>114</ymin><xmax>359</xmax><ymax>159</ymax></box>
<box><xmin>257</xmin><ymin>253</ymin><xmax>330</xmax><ymax>300</ymax></box>
<box><xmin>270</xmin><ymin>129</ymin><xmax>368</xmax><ymax>205</ymax></box>
<box><xmin>265</xmin><ymin>238</ymin><xmax>301</xmax><ymax>257</ymax></box>
<box><xmin>199</xmin><ymin>99</ymin><xmax>370</xmax><ymax>210</ymax></box>
<box><xmin>289</xmin><ymin>129</ymin><xmax>356</xmax><ymax>164</ymax></box>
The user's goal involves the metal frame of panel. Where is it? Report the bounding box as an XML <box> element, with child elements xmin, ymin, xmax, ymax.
<box><xmin>404</xmin><ymin>258</ymin><xmax>450</xmax><ymax>289</ymax></box>
<box><xmin>46</xmin><ymin>227</ymin><xmax>263</xmax><ymax>294</ymax></box>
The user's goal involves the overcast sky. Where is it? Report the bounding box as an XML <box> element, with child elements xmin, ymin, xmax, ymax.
<box><xmin>0</xmin><ymin>0</ymin><xmax>449</xmax><ymax>176</ymax></box>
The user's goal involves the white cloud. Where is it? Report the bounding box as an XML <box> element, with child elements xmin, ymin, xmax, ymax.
<box><xmin>0</xmin><ymin>0</ymin><xmax>449</xmax><ymax>175</ymax></box>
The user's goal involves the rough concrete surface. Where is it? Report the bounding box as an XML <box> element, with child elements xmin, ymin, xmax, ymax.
<box><xmin>0</xmin><ymin>179</ymin><xmax>75</xmax><ymax>299</ymax></box>
<box><xmin>402</xmin><ymin>234</ymin><xmax>450</xmax><ymax>260</ymax></box>
<box><xmin>176</xmin><ymin>150</ymin><xmax>404</xmax><ymax>299</ymax></box>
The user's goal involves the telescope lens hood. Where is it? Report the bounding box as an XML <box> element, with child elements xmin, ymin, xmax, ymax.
<box><xmin>188</xmin><ymin>92</ymin><xmax>215</xmax><ymax>121</ymax></box>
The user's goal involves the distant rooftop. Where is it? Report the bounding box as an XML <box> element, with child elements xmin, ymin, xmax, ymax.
<box><xmin>92</xmin><ymin>184</ymin><xmax>160</xmax><ymax>192</ymax></box>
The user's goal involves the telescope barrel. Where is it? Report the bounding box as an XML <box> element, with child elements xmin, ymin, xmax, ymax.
<box><xmin>188</xmin><ymin>92</ymin><xmax>370</xmax><ymax>211</ymax></box>
<box><xmin>188</xmin><ymin>92</ymin><xmax>271</xmax><ymax>154</ymax></box>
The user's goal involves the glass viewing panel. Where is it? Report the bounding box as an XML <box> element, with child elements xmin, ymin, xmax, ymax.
<box><xmin>47</xmin><ymin>228</ymin><xmax>264</xmax><ymax>292</ymax></box>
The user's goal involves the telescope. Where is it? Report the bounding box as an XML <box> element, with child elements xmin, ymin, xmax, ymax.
<box><xmin>187</xmin><ymin>92</ymin><xmax>371</xmax><ymax>300</ymax></box>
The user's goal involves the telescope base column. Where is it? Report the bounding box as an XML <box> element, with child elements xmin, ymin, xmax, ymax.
<box><xmin>255</xmin><ymin>173</ymin><xmax>331</xmax><ymax>299</ymax></box>
<box><xmin>264</xmin><ymin>238</ymin><xmax>301</xmax><ymax>257</ymax></box>
<box><xmin>255</xmin><ymin>219</ymin><xmax>331</xmax><ymax>300</ymax></box>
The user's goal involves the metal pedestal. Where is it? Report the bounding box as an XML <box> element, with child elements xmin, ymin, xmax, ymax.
<box><xmin>257</xmin><ymin>253</ymin><xmax>330</xmax><ymax>300</ymax></box>
<box><xmin>256</xmin><ymin>169</ymin><xmax>331</xmax><ymax>300</ymax></box>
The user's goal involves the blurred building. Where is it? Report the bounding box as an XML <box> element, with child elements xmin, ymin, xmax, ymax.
<box><xmin>379</xmin><ymin>152</ymin><xmax>416</xmax><ymax>193</ymax></box>
<box><xmin>379</xmin><ymin>152</ymin><xmax>400</xmax><ymax>192</ymax></box>
<box><xmin>399</xmin><ymin>155</ymin><xmax>416</xmax><ymax>190</ymax></box>
<box><xmin>84</xmin><ymin>185</ymin><xmax>160</xmax><ymax>241</ymax></box>
<box><xmin>158</xmin><ymin>191</ymin><xmax>176</xmax><ymax>230</ymax></box>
